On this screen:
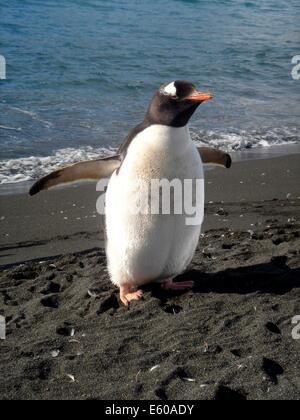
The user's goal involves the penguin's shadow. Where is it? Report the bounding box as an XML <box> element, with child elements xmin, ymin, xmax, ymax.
<box><xmin>150</xmin><ymin>259</ymin><xmax>300</xmax><ymax>300</ymax></box>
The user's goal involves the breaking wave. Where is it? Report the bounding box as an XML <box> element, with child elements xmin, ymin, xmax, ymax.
<box><xmin>0</xmin><ymin>147</ymin><xmax>117</xmax><ymax>185</ymax></box>
<box><xmin>191</xmin><ymin>126</ymin><xmax>299</xmax><ymax>152</ymax></box>
<box><xmin>0</xmin><ymin>127</ymin><xmax>298</xmax><ymax>185</ymax></box>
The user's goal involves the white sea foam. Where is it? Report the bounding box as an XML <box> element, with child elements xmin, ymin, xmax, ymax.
<box><xmin>0</xmin><ymin>147</ymin><xmax>117</xmax><ymax>185</ymax></box>
<box><xmin>191</xmin><ymin>126</ymin><xmax>299</xmax><ymax>152</ymax></box>
<box><xmin>0</xmin><ymin>127</ymin><xmax>298</xmax><ymax>185</ymax></box>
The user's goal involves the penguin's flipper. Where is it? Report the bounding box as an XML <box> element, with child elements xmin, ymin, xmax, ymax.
<box><xmin>29</xmin><ymin>156</ymin><xmax>121</xmax><ymax>196</ymax></box>
<box><xmin>198</xmin><ymin>147</ymin><xmax>232</xmax><ymax>169</ymax></box>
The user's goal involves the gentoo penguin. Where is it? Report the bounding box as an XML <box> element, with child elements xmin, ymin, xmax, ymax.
<box><xmin>30</xmin><ymin>80</ymin><xmax>232</xmax><ymax>305</ymax></box>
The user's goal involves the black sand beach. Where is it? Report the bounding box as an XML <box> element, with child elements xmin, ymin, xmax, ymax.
<box><xmin>0</xmin><ymin>154</ymin><xmax>299</xmax><ymax>400</ymax></box>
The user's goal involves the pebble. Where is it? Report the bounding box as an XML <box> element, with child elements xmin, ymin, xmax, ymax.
<box><xmin>66</xmin><ymin>374</ymin><xmax>76</xmax><ymax>383</ymax></box>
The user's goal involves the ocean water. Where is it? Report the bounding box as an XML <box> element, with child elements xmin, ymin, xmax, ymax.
<box><xmin>0</xmin><ymin>0</ymin><xmax>299</xmax><ymax>184</ymax></box>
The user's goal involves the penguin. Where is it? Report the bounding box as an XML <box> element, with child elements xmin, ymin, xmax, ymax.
<box><xmin>30</xmin><ymin>80</ymin><xmax>232</xmax><ymax>305</ymax></box>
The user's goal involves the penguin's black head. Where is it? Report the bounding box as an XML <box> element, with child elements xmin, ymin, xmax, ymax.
<box><xmin>146</xmin><ymin>80</ymin><xmax>213</xmax><ymax>128</ymax></box>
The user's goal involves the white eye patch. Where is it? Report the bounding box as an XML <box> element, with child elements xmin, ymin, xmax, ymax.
<box><xmin>162</xmin><ymin>82</ymin><xmax>177</xmax><ymax>97</ymax></box>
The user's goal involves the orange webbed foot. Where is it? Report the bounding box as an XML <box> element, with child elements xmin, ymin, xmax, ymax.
<box><xmin>120</xmin><ymin>285</ymin><xmax>143</xmax><ymax>306</ymax></box>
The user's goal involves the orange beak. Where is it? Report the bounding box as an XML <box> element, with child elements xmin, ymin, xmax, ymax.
<box><xmin>186</xmin><ymin>91</ymin><xmax>214</xmax><ymax>102</ymax></box>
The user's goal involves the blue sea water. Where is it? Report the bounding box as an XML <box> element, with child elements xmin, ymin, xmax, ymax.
<box><xmin>0</xmin><ymin>0</ymin><xmax>299</xmax><ymax>184</ymax></box>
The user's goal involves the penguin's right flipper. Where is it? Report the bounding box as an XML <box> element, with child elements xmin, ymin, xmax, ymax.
<box><xmin>29</xmin><ymin>156</ymin><xmax>121</xmax><ymax>196</ymax></box>
<box><xmin>198</xmin><ymin>147</ymin><xmax>232</xmax><ymax>168</ymax></box>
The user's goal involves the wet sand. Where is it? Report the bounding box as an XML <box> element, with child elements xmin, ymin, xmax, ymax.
<box><xmin>0</xmin><ymin>154</ymin><xmax>299</xmax><ymax>400</ymax></box>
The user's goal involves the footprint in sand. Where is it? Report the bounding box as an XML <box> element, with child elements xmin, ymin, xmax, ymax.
<box><xmin>265</xmin><ymin>322</ymin><xmax>282</xmax><ymax>335</ymax></box>
<box><xmin>41</xmin><ymin>295</ymin><xmax>60</xmax><ymax>309</ymax></box>
<box><xmin>41</xmin><ymin>282</ymin><xmax>62</xmax><ymax>295</ymax></box>
<box><xmin>262</xmin><ymin>358</ymin><xmax>284</xmax><ymax>385</ymax></box>
<box><xmin>215</xmin><ymin>385</ymin><xmax>247</xmax><ymax>401</ymax></box>
<box><xmin>56</xmin><ymin>323</ymin><xmax>75</xmax><ymax>337</ymax></box>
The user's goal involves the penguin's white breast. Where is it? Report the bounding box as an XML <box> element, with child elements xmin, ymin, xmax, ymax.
<box><xmin>121</xmin><ymin>125</ymin><xmax>193</xmax><ymax>179</ymax></box>
<box><xmin>105</xmin><ymin>124</ymin><xmax>204</xmax><ymax>285</ymax></box>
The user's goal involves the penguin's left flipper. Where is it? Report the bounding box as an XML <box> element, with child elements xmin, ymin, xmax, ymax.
<box><xmin>198</xmin><ymin>147</ymin><xmax>232</xmax><ymax>169</ymax></box>
<box><xmin>29</xmin><ymin>156</ymin><xmax>121</xmax><ymax>196</ymax></box>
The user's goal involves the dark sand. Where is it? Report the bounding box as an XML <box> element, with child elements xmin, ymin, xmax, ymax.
<box><xmin>0</xmin><ymin>154</ymin><xmax>299</xmax><ymax>400</ymax></box>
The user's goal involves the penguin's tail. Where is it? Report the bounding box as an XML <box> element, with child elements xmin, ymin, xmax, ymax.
<box><xmin>29</xmin><ymin>155</ymin><xmax>121</xmax><ymax>196</ymax></box>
